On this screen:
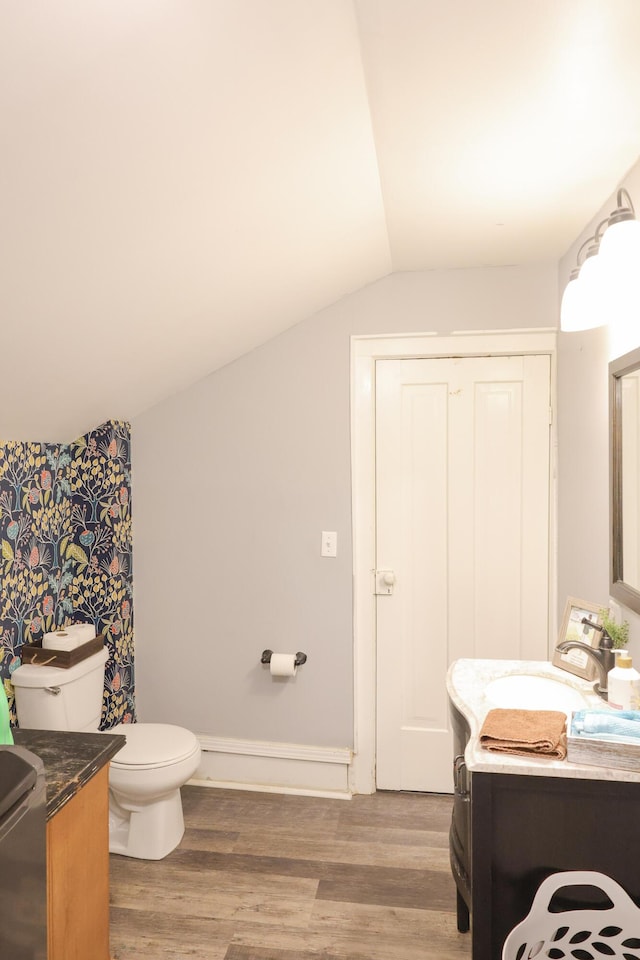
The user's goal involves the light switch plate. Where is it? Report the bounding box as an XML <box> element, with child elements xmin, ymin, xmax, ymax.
<box><xmin>321</xmin><ymin>531</ymin><xmax>337</xmax><ymax>557</ymax></box>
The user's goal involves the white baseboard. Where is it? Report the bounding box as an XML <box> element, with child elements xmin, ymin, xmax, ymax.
<box><xmin>190</xmin><ymin>734</ymin><xmax>353</xmax><ymax>799</ymax></box>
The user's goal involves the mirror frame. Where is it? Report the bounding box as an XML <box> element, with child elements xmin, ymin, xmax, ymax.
<box><xmin>610</xmin><ymin>345</ymin><xmax>640</xmax><ymax>614</ymax></box>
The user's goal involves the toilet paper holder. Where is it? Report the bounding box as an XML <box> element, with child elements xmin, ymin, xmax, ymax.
<box><xmin>261</xmin><ymin>649</ymin><xmax>308</xmax><ymax>667</ymax></box>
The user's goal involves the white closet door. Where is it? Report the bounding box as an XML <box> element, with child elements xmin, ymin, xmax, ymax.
<box><xmin>375</xmin><ymin>354</ymin><xmax>551</xmax><ymax>792</ymax></box>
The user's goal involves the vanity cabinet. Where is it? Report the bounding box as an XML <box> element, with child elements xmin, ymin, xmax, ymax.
<box><xmin>13</xmin><ymin>729</ymin><xmax>125</xmax><ymax>960</ymax></box>
<box><xmin>47</xmin><ymin>764</ymin><xmax>110</xmax><ymax>960</ymax></box>
<box><xmin>447</xmin><ymin>660</ymin><xmax>640</xmax><ymax>960</ymax></box>
<box><xmin>470</xmin><ymin>771</ymin><xmax>640</xmax><ymax>960</ymax></box>
<box><xmin>449</xmin><ymin>700</ymin><xmax>471</xmax><ymax>933</ymax></box>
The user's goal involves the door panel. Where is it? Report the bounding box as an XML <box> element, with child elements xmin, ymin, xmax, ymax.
<box><xmin>375</xmin><ymin>355</ymin><xmax>551</xmax><ymax>792</ymax></box>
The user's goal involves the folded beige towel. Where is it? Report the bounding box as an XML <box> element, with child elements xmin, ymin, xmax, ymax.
<box><xmin>479</xmin><ymin>708</ymin><xmax>567</xmax><ymax>760</ymax></box>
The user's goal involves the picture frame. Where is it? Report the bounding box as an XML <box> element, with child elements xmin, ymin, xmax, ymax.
<box><xmin>552</xmin><ymin>596</ymin><xmax>604</xmax><ymax>681</ymax></box>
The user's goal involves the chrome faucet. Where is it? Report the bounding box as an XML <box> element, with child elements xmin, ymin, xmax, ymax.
<box><xmin>555</xmin><ymin>619</ymin><xmax>615</xmax><ymax>702</ymax></box>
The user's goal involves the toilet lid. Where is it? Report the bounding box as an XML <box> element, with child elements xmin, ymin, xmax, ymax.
<box><xmin>109</xmin><ymin>723</ymin><xmax>199</xmax><ymax>768</ymax></box>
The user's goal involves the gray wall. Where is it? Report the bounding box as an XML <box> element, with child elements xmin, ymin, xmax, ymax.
<box><xmin>132</xmin><ymin>265</ymin><xmax>557</xmax><ymax>749</ymax></box>
<box><xmin>556</xmin><ymin>324</ymin><xmax>610</xmax><ymax>613</ymax></box>
<box><xmin>557</xmin><ymin>156</ymin><xmax>640</xmax><ymax>656</ymax></box>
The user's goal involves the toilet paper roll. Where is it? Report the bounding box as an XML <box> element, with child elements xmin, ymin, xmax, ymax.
<box><xmin>269</xmin><ymin>653</ymin><xmax>298</xmax><ymax>678</ymax></box>
<box><xmin>42</xmin><ymin>623</ymin><xmax>96</xmax><ymax>651</ymax></box>
<box><xmin>43</xmin><ymin>631</ymin><xmax>78</xmax><ymax>651</ymax></box>
<box><xmin>65</xmin><ymin>623</ymin><xmax>96</xmax><ymax>643</ymax></box>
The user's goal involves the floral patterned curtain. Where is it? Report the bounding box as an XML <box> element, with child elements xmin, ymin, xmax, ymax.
<box><xmin>0</xmin><ymin>420</ymin><xmax>134</xmax><ymax>727</ymax></box>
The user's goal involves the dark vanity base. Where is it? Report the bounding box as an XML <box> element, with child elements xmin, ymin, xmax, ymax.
<box><xmin>456</xmin><ymin>889</ymin><xmax>470</xmax><ymax>933</ymax></box>
<box><xmin>470</xmin><ymin>772</ymin><xmax>640</xmax><ymax>960</ymax></box>
<box><xmin>449</xmin><ymin>700</ymin><xmax>472</xmax><ymax>931</ymax></box>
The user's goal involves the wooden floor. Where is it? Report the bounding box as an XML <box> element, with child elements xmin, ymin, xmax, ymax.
<box><xmin>109</xmin><ymin>785</ymin><xmax>472</xmax><ymax>960</ymax></box>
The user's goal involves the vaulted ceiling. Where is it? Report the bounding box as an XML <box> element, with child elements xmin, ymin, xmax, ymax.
<box><xmin>3</xmin><ymin>1</ymin><xmax>640</xmax><ymax>441</ymax></box>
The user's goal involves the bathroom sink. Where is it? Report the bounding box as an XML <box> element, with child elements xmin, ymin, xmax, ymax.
<box><xmin>484</xmin><ymin>674</ymin><xmax>591</xmax><ymax>715</ymax></box>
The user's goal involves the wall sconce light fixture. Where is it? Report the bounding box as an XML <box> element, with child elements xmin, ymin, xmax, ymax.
<box><xmin>599</xmin><ymin>189</ymin><xmax>640</xmax><ymax>264</ymax></box>
<box><xmin>561</xmin><ymin>188</ymin><xmax>640</xmax><ymax>333</ymax></box>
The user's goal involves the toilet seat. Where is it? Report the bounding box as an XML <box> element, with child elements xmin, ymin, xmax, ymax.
<box><xmin>109</xmin><ymin>723</ymin><xmax>199</xmax><ymax>771</ymax></box>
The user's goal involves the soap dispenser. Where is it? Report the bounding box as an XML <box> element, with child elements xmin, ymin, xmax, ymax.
<box><xmin>607</xmin><ymin>653</ymin><xmax>640</xmax><ymax>711</ymax></box>
<box><xmin>0</xmin><ymin>681</ymin><xmax>14</xmax><ymax>745</ymax></box>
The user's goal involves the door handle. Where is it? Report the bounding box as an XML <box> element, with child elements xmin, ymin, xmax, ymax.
<box><xmin>375</xmin><ymin>570</ymin><xmax>396</xmax><ymax>595</ymax></box>
<box><xmin>453</xmin><ymin>755</ymin><xmax>469</xmax><ymax>797</ymax></box>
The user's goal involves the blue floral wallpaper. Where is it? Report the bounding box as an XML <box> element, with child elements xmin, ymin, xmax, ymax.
<box><xmin>0</xmin><ymin>420</ymin><xmax>134</xmax><ymax>728</ymax></box>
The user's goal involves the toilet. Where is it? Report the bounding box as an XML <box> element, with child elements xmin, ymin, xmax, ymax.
<box><xmin>11</xmin><ymin>646</ymin><xmax>201</xmax><ymax>860</ymax></box>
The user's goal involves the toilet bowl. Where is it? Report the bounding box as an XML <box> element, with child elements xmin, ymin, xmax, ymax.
<box><xmin>11</xmin><ymin>646</ymin><xmax>201</xmax><ymax>860</ymax></box>
<box><xmin>106</xmin><ymin>722</ymin><xmax>201</xmax><ymax>860</ymax></box>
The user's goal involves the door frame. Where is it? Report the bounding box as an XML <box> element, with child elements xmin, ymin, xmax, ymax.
<box><xmin>349</xmin><ymin>329</ymin><xmax>558</xmax><ymax>795</ymax></box>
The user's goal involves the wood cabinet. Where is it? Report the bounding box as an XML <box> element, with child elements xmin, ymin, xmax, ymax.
<box><xmin>449</xmin><ymin>699</ymin><xmax>471</xmax><ymax>933</ymax></box>
<box><xmin>47</xmin><ymin>765</ymin><xmax>111</xmax><ymax>960</ymax></box>
<box><xmin>451</xmin><ymin>765</ymin><xmax>640</xmax><ymax>960</ymax></box>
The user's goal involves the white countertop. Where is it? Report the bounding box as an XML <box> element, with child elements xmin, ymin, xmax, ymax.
<box><xmin>447</xmin><ymin>658</ymin><xmax>640</xmax><ymax>783</ymax></box>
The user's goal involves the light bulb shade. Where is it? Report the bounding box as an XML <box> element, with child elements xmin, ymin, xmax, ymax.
<box><xmin>599</xmin><ymin>213</ymin><xmax>640</xmax><ymax>356</ymax></box>
<box><xmin>606</xmin><ymin>266</ymin><xmax>640</xmax><ymax>359</ymax></box>
<box><xmin>599</xmin><ymin>217</ymin><xmax>640</xmax><ymax>266</ymax></box>
<box><xmin>560</xmin><ymin>253</ymin><xmax>606</xmax><ymax>332</ymax></box>
<box><xmin>563</xmin><ymin>189</ymin><xmax>640</xmax><ymax>338</ymax></box>
<box><xmin>560</xmin><ymin>274</ymin><xmax>582</xmax><ymax>332</ymax></box>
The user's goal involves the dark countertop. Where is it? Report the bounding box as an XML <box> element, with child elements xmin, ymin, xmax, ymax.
<box><xmin>13</xmin><ymin>728</ymin><xmax>126</xmax><ymax>820</ymax></box>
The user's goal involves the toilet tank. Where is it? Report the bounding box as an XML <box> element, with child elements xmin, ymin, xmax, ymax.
<box><xmin>11</xmin><ymin>647</ymin><xmax>108</xmax><ymax>732</ymax></box>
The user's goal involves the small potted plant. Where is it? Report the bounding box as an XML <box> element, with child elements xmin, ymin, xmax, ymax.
<box><xmin>599</xmin><ymin>608</ymin><xmax>630</xmax><ymax>649</ymax></box>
